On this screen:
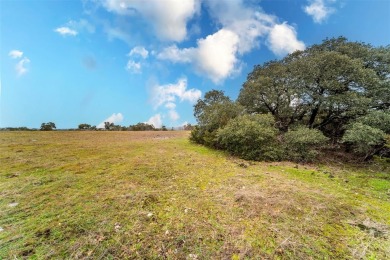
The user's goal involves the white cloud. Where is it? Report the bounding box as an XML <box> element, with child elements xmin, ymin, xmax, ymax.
<box><xmin>194</xmin><ymin>29</ymin><xmax>240</xmax><ymax>83</ymax></box>
<box><xmin>205</xmin><ymin>0</ymin><xmax>274</xmax><ymax>54</ymax></box>
<box><xmin>158</xmin><ymin>1</ymin><xmax>305</xmax><ymax>83</ymax></box>
<box><xmin>126</xmin><ymin>60</ymin><xmax>142</xmax><ymax>73</ymax></box>
<box><xmin>9</xmin><ymin>50</ymin><xmax>23</xmax><ymax>59</ymax></box>
<box><xmin>304</xmin><ymin>0</ymin><xmax>336</xmax><ymax>23</ymax></box>
<box><xmin>126</xmin><ymin>46</ymin><xmax>149</xmax><ymax>73</ymax></box>
<box><xmin>267</xmin><ymin>23</ymin><xmax>306</xmax><ymax>56</ymax></box>
<box><xmin>97</xmin><ymin>113</ymin><xmax>124</xmax><ymax>128</ymax></box>
<box><xmin>102</xmin><ymin>0</ymin><xmax>200</xmax><ymax>42</ymax></box>
<box><xmin>206</xmin><ymin>0</ymin><xmax>305</xmax><ymax>57</ymax></box>
<box><xmin>129</xmin><ymin>46</ymin><xmax>149</xmax><ymax>59</ymax></box>
<box><xmin>15</xmin><ymin>57</ymin><xmax>30</xmax><ymax>76</ymax></box>
<box><xmin>157</xmin><ymin>45</ymin><xmax>193</xmax><ymax>63</ymax></box>
<box><xmin>146</xmin><ymin>114</ymin><xmax>162</xmax><ymax>128</ymax></box>
<box><xmin>168</xmin><ymin>109</ymin><xmax>180</xmax><ymax>121</ymax></box>
<box><xmin>54</xmin><ymin>27</ymin><xmax>78</xmax><ymax>36</ymax></box>
<box><xmin>165</xmin><ymin>102</ymin><xmax>176</xmax><ymax>109</ymax></box>
<box><xmin>9</xmin><ymin>49</ymin><xmax>30</xmax><ymax>76</ymax></box>
<box><xmin>151</xmin><ymin>77</ymin><xmax>201</xmax><ymax>109</ymax></box>
<box><xmin>158</xmin><ymin>29</ymin><xmax>240</xmax><ymax>84</ymax></box>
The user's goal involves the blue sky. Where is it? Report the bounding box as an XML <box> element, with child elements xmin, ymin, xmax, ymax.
<box><xmin>1</xmin><ymin>0</ymin><xmax>389</xmax><ymax>129</ymax></box>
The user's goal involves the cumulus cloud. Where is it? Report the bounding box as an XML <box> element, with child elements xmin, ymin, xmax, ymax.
<box><xmin>129</xmin><ymin>46</ymin><xmax>149</xmax><ymax>59</ymax></box>
<box><xmin>267</xmin><ymin>23</ymin><xmax>306</xmax><ymax>56</ymax></box>
<box><xmin>158</xmin><ymin>1</ymin><xmax>305</xmax><ymax>83</ymax></box>
<box><xmin>304</xmin><ymin>0</ymin><xmax>336</xmax><ymax>23</ymax></box>
<box><xmin>9</xmin><ymin>50</ymin><xmax>30</xmax><ymax>76</ymax></box>
<box><xmin>194</xmin><ymin>29</ymin><xmax>240</xmax><ymax>83</ymax></box>
<box><xmin>126</xmin><ymin>46</ymin><xmax>149</xmax><ymax>73</ymax></box>
<box><xmin>54</xmin><ymin>26</ymin><xmax>78</xmax><ymax>36</ymax></box>
<box><xmin>146</xmin><ymin>114</ymin><xmax>162</xmax><ymax>128</ymax></box>
<box><xmin>102</xmin><ymin>0</ymin><xmax>200</xmax><ymax>42</ymax></box>
<box><xmin>126</xmin><ymin>60</ymin><xmax>142</xmax><ymax>73</ymax></box>
<box><xmin>9</xmin><ymin>50</ymin><xmax>23</xmax><ymax>59</ymax></box>
<box><xmin>15</xmin><ymin>57</ymin><xmax>30</xmax><ymax>76</ymax></box>
<box><xmin>97</xmin><ymin>113</ymin><xmax>124</xmax><ymax>128</ymax></box>
<box><xmin>205</xmin><ymin>0</ymin><xmax>274</xmax><ymax>54</ymax></box>
<box><xmin>151</xmin><ymin>77</ymin><xmax>201</xmax><ymax>109</ymax></box>
<box><xmin>158</xmin><ymin>29</ymin><xmax>240</xmax><ymax>83</ymax></box>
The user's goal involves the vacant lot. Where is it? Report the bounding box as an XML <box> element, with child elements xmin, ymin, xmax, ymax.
<box><xmin>0</xmin><ymin>131</ymin><xmax>389</xmax><ymax>259</ymax></box>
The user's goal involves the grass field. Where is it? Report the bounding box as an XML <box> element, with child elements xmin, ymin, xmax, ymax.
<box><xmin>0</xmin><ymin>131</ymin><xmax>389</xmax><ymax>259</ymax></box>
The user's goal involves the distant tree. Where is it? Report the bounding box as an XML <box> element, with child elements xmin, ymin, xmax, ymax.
<box><xmin>183</xmin><ymin>123</ymin><xmax>194</xmax><ymax>131</ymax></box>
<box><xmin>104</xmin><ymin>122</ymin><xmax>114</xmax><ymax>130</ymax></box>
<box><xmin>161</xmin><ymin>125</ymin><xmax>168</xmax><ymax>131</ymax></box>
<box><xmin>78</xmin><ymin>123</ymin><xmax>91</xmax><ymax>130</ymax></box>
<box><xmin>129</xmin><ymin>123</ymin><xmax>155</xmax><ymax>131</ymax></box>
<box><xmin>40</xmin><ymin>122</ymin><xmax>56</xmax><ymax>131</ymax></box>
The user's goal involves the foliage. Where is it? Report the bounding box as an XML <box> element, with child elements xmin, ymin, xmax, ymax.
<box><xmin>342</xmin><ymin>122</ymin><xmax>386</xmax><ymax>160</ymax></box>
<box><xmin>0</xmin><ymin>127</ymin><xmax>35</xmax><ymax>131</ymax></box>
<box><xmin>238</xmin><ymin>37</ymin><xmax>388</xmax><ymax>138</ymax></box>
<box><xmin>191</xmin><ymin>90</ymin><xmax>243</xmax><ymax>147</ymax></box>
<box><xmin>40</xmin><ymin>122</ymin><xmax>56</xmax><ymax>131</ymax></box>
<box><xmin>104</xmin><ymin>121</ymin><xmax>114</xmax><ymax>130</ymax></box>
<box><xmin>129</xmin><ymin>122</ymin><xmax>155</xmax><ymax>131</ymax></box>
<box><xmin>78</xmin><ymin>123</ymin><xmax>92</xmax><ymax>130</ymax></box>
<box><xmin>356</xmin><ymin>110</ymin><xmax>390</xmax><ymax>134</ymax></box>
<box><xmin>216</xmin><ymin>114</ymin><xmax>280</xmax><ymax>160</ymax></box>
<box><xmin>183</xmin><ymin>123</ymin><xmax>194</xmax><ymax>131</ymax></box>
<box><xmin>189</xmin><ymin>125</ymin><xmax>204</xmax><ymax>144</ymax></box>
<box><xmin>283</xmin><ymin>126</ymin><xmax>329</xmax><ymax>162</ymax></box>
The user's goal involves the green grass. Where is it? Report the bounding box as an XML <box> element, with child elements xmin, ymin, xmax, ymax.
<box><xmin>0</xmin><ymin>131</ymin><xmax>389</xmax><ymax>259</ymax></box>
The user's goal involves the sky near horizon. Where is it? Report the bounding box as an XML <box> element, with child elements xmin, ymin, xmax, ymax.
<box><xmin>1</xmin><ymin>0</ymin><xmax>389</xmax><ymax>129</ymax></box>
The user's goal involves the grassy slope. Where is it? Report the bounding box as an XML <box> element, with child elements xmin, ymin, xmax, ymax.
<box><xmin>0</xmin><ymin>131</ymin><xmax>389</xmax><ymax>259</ymax></box>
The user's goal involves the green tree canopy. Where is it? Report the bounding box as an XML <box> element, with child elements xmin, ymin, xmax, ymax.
<box><xmin>191</xmin><ymin>90</ymin><xmax>243</xmax><ymax>146</ymax></box>
<box><xmin>129</xmin><ymin>123</ymin><xmax>155</xmax><ymax>131</ymax></box>
<box><xmin>78</xmin><ymin>123</ymin><xmax>91</xmax><ymax>130</ymax></box>
<box><xmin>238</xmin><ymin>37</ymin><xmax>389</xmax><ymax>138</ymax></box>
<box><xmin>40</xmin><ymin>122</ymin><xmax>56</xmax><ymax>131</ymax></box>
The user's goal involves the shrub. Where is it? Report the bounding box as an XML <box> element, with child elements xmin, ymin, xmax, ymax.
<box><xmin>216</xmin><ymin>114</ymin><xmax>281</xmax><ymax>160</ymax></box>
<box><xmin>189</xmin><ymin>126</ymin><xmax>205</xmax><ymax>144</ymax></box>
<box><xmin>192</xmin><ymin>90</ymin><xmax>244</xmax><ymax>147</ymax></box>
<box><xmin>283</xmin><ymin>126</ymin><xmax>328</xmax><ymax>162</ymax></box>
<box><xmin>342</xmin><ymin>122</ymin><xmax>386</xmax><ymax>160</ymax></box>
<box><xmin>357</xmin><ymin>110</ymin><xmax>390</xmax><ymax>134</ymax></box>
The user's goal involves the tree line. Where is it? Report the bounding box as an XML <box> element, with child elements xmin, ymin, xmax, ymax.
<box><xmin>190</xmin><ymin>37</ymin><xmax>390</xmax><ymax>161</ymax></box>
<box><xmin>0</xmin><ymin>122</ymin><xmax>194</xmax><ymax>131</ymax></box>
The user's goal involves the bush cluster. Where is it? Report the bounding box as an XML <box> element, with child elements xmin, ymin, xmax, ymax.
<box><xmin>190</xmin><ymin>37</ymin><xmax>389</xmax><ymax>162</ymax></box>
<box><xmin>191</xmin><ymin>106</ymin><xmax>328</xmax><ymax>162</ymax></box>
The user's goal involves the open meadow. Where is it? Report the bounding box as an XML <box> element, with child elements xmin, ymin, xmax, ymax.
<box><xmin>0</xmin><ymin>131</ymin><xmax>389</xmax><ymax>259</ymax></box>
